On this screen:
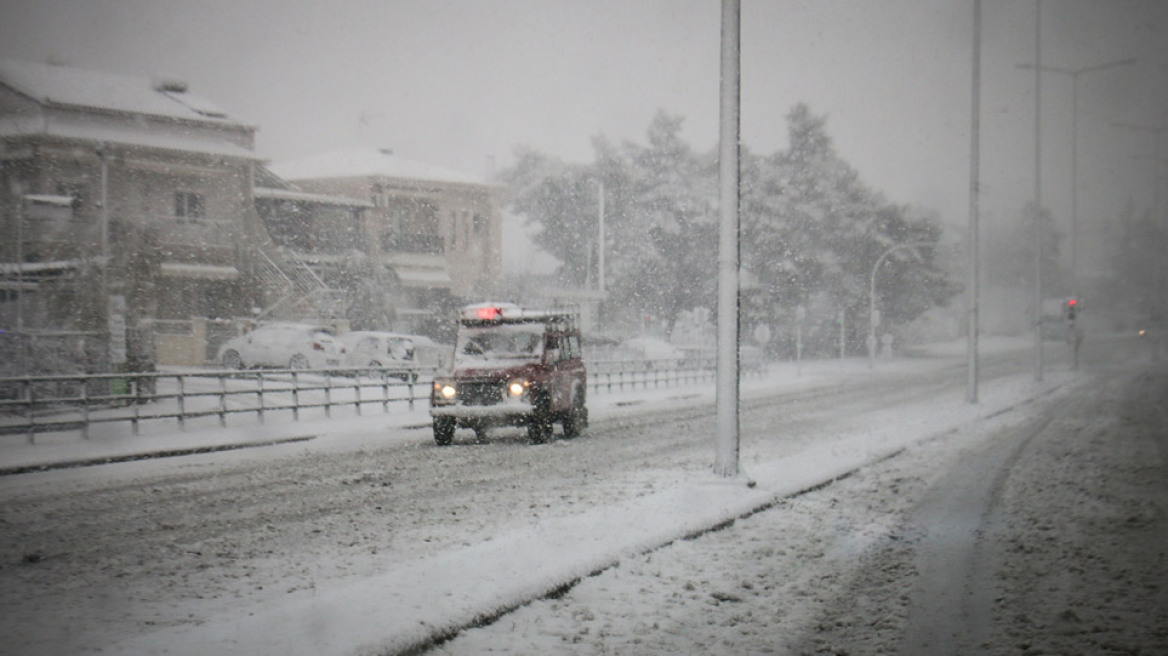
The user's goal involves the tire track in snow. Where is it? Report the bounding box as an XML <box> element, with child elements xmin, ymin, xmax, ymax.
<box><xmin>898</xmin><ymin>398</ymin><xmax>1063</xmax><ymax>654</ymax></box>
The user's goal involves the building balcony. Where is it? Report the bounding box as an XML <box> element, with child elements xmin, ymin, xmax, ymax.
<box><xmin>381</xmin><ymin>232</ymin><xmax>444</xmax><ymax>256</ymax></box>
<box><xmin>148</xmin><ymin>215</ymin><xmax>238</xmax><ymax>249</ymax></box>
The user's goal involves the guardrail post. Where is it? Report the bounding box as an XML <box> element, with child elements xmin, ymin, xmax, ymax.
<box><xmin>131</xmin><ymin>378</ymin><xmax>141</xmax><ymax>435</ymax></box>
<box><xmin>257</xmin><ymin>372</ymin><xmax>265</xmax><ymax>424</ymax></box>
<box><xmin>291</xmin><ymin>372</ymin><xmax>300</xmax><ymax>422</ymax></box>
<box><xmin>25</xmin><ymin>378</ymin><xmax>35</xmax><ymax>444</ymax></box>
<box><xmin>381</xmin><ymin>375</ymin><xmax>390</xmax><ymax>413</ymax></box>
<box><xmin>177</xmin><ymin>375</ymin><xmax>186</xmax><ymax>432</ymax></box>
<box><xmin>353</xmin><ymin>374</ymin><xmax>362</xmax><ymax>416</ymax></box>
<box><xmin>324</xmin><ymin>374</ymin><xmax>332</xmax><ymax>418</ymax></box>
<box><xmin>80</xmin><ymin>381</ymin><xmax>89</xmax><ymax>440</ymax></box>
<box><xmin>218</xmin><ymin>375</ymin><xmax>227</xmax><ymax>428</ymax></box>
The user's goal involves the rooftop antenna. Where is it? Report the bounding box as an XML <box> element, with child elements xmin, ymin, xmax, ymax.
<box><xmin>357</xmin><ymin>112</ymin><xmax>384</xmax><ymax>143</ymax></box>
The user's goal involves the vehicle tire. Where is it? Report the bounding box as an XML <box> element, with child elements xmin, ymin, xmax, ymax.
<box><xmin>288</xmin><ymin>354</ymin><xmax>310</xmax><ymax>370</ymax></box>
<box><xmin>221</xmin><ymin>350</ymin><xmax>243</xmax><ymax>370</ymax></box>
<box><xmin>473</xmin><ymin>427</ymin><xmax>489</xmax><ymax>444</ymax></box>
<box><xmin>434</xmin><ymin>417</ymin><xmax>455</xmax><ymax>446</ymax></box>
<box><xmin>527</xmin><ymin>394</ymin><xmax>553</xmax><ymax>444</ymax></box>
<box><xmin>561</xmin><ymin>390</ymin><xmax>587</xmax><ymax>438</ymax></box>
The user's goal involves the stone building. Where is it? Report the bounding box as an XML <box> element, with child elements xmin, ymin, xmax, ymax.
<box><xmin>1</xmin><ymin>59</ymin><xmax>504</xmax><ymax>369</ymax></box>
<box><xmin>0</xmin><ymin>58</ymin><xmax>266</xmax><ymax>370</ymax></box>
<box><xmin>269</xmin><ymin>147</ymin><xmax>503</xmax><ymax>337</ymax></box>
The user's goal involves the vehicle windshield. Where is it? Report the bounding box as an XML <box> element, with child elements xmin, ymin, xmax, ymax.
<box><xmin>454</xmin><ymin>324</ymin><xmax>545</xmax><ymax>366</ymax></box>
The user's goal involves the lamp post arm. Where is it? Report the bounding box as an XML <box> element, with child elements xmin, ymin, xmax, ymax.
<box><xmin>867</xmin><ymin>241</ymin><xmax>934</xmax><ymax>367</ymax></box>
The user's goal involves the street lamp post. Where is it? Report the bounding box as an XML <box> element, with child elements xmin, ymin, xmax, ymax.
<box><xmin>713</xmin><ymin>0</ymin><xmax>741</xmax><ymax>479</ymax></box>
<box><xmin>1117</xmin><ymin>124</ymin><xmax>1168</xmax><ymax>360</ymax></box>
<box><xmin>968</xmin><ymin>0</ymin><xmax>983</xmax><ymax>403</ymax></box>
<box><xmin>1017</xmin><ymin>57</ymin><xmax>1136</xmax><ymax>299</ymax></box>
<box><xmin>15</xmin><ymin>193</ymin><xmax>25</xmax><ymax>333</ymax></box>
<box><xmin>868</xmin><ymin>242</ymin><xmax>931</xmax><ymax>368</ymax></box>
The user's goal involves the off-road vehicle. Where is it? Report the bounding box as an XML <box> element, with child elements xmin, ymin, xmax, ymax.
<box><xmin>429</xmin><ymin>303</ymin><xmax>587</xmax><ymax>445</ymax></box>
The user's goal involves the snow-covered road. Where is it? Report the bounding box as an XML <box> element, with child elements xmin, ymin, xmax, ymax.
<box><xmin>1</xmin><ymin>336</ymin><xmax>1163</xmax><ymax>655</ymax></box>
<box><xmin>436</xmin><ymin>348</ymin><xmax>1168</xmax><ymax>655</ymax></box>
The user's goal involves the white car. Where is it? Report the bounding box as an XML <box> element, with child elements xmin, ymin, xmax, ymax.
<box><xmin>217</xmin><ymin>323</ymin><xmax>343</xmax><ymax>370</ymax></box>
<box><xmin>614</xmin><ymin>337</ymin><xmax>684</xmax><ymax>368</ymax></box>
<box><xmin>338</xmin><ymin>331</ymin><xmax>449</xmax><ymax>380</ymax></box>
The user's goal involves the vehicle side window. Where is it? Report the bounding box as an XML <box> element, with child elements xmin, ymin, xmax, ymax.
<box><xmin>545</xmin><ymin>335</ymin><xmax>562</xmax><ymax>363</ymax></box>
<box><xmin>567</xmin><ymin>335</ymin><xmax>580</xmax><ymax>360</ymax></box>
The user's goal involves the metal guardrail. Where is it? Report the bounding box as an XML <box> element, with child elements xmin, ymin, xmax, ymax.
<box><xmin>0</xmin><ymin>358</ymin><xmax>767</xmax><ymax>443</ymax></box>
<box><xmin>0</xmin><ymin>367</ymin><xmax>430</xmax><ymax>443</ymax></box>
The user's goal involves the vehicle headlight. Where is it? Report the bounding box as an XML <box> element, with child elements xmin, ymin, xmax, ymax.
<box><xmin>508</xmin><ymin>379</ymin><xmax>528</xmax><ymax>397</ymax></box>
<box><xmin>436</xmin><ymin>382</ymin><xmax>457</xmax><ymax>399</ymax></box>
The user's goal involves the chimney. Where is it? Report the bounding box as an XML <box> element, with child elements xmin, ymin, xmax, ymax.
<box><xmin>151</xmin><ymin>76</ymin><xmax>189</xmax><ymax>93</ymax></box>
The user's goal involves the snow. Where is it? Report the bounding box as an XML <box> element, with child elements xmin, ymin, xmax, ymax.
<box><xmin>0</xmin><ymin>114</ymin><xmax>259</xmax><ymax>159</ymax></box>
<box><xmin>252</xmin><ymin>186</ymin><xmax>374</xmax><ymax>208</ymax></box>
<box><xmin>270</xmin><ymin>146</ymin><xmax>489</xmax><ymax>187</ymax></box>
<box><xmin>0</xmin><ymin>58</ymin><xmax>242</xmax><ymax>125</ymax></box>
<box><xmin>7</xmin><ymin>336</ymin><xmax>1135</xmax><ymax>654</ymax></box>
<box><xmin>152</xmin><ymin>372</ymin><xmax>1068</xmax><ymax>654</ymax></box>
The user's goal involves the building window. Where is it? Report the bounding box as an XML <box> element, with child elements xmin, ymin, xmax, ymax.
<box><xmin>54</xmin><ymin>183</ymin><xmax>87</xmax><ymax>217</ymax></box>
<box><xmin>473</xmin><ymin>213</ymin><xmax>488</xmax><ymax>236</ymax></box>
<box><xmin>175</xmin><ymin>192</ymin><xmax>204</xmax><ymax>220</ymax></box>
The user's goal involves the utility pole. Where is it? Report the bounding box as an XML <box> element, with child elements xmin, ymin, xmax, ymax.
<box><xmin>12</xmin><ymin>181</ymin><xmax>25</xmax><ymax>334</ymax></box>
<box><xmin>713</xmin><ymin>0</ymin><xmax>741</xmax><ymax>479</ymax></box>
<box><xmin>1032</xmin><ymin>0</ymin><xmax>1044</xmax><ymax>383</ymax></box>
<box><xmin>597</xmin><ymin>180</ymin><xmax>605</xmax><ymax>294</ymax></box>
<box><xmin>967</xmin><ymin>0</ymin><xmax>982</xmax><ymax>403</ymax></box>
<box><xmin>1116</xmin><ymin>123</ymin><xmax>1167</xmax><ymax>360</ymax></box>
<box><xmin>1017</xmin><ymin>58</ymin><xmax>1136</xmax><ymax>303</ymax></box>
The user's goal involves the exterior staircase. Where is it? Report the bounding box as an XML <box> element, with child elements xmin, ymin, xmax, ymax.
<box><xmin>254</xmin><ymin>247</ymin><xmax>347</xmax><ymax>322</ymax></box>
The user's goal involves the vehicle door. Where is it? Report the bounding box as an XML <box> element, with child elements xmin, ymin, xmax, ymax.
<box><xmin>544</xmin><ymin>332</ymin><xmax>573</xmax><ymax>413</ymax></box>
<box><xmin>352</xmin><ymin>335</ymin><xmax>380</xmax><ymax>365</ymax></box>
<box><xmin>246</xmin><ymin>326</ymin><xmax>277</xmax><ymax>366</ymax></box>
<box><xmin>561</xmin><ymin>333</ymin><xmax>585</xmax><ymax>403</ymax></box>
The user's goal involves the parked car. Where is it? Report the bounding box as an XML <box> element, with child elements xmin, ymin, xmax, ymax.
<box><xmin>217</xmin><ymin>323</ymin><xmax>343</xmax><ymax>370</ymax></box>
<box><xmin>614</xmin><ymin>337</ymin><xmax>684</xmax><ymax>369</ymax></box>
<box><xmin>338</xmin><ymin>330</ymin><xmax>448</xmax><ymax>381</ymax></box>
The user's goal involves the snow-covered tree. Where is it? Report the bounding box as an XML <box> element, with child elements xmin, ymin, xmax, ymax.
<box><xmin>743</xmin><ymin>104</ymin><xmax>956</xmax><ymax>355</ymax></box>
<box><xmin>503</xmin><ymin>112</ymin><xmax>717</xmax><ymax>335</ymax></box>
<box><xmin>503</xmin><ymin>147</ymin><xmax>597</xmax><ymax>287</ymax></box>
<box><xmin>502</xmin><ymin>104</ymin><xmax>956</xmax><ymax>349</ymax></box>
<box><xmin>612</xmin><ymin>111</ymin><xmax>717</xmax><ymax>335</ymax></box>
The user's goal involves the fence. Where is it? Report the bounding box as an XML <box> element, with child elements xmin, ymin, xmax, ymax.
<box><xmin>0</xmin><ymin>357</ymin><xmax>767</xmax><ymax>443</ymax></box>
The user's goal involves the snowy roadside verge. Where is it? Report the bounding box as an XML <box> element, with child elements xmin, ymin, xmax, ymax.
<box><xmin>112</xmin><ymin>368</ymin><xmax>1077</xmax><ymax>656</ymax></box>
<box><xmin>0</xmin><ymin>337</ymin><xmax>1035</xmax><ymax>475</ymax></box>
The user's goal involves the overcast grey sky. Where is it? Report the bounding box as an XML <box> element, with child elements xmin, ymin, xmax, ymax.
<box><xmin>2</xmin><ymin>0</ymin><xmax>1167</xmax><ymax>272</ymax></box>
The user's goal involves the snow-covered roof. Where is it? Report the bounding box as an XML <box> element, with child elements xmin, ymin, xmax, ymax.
<box><xmin>253</xmin><ymin>186</ymin><xmax>374</xmax><ymax>208</ymax></box>
<box><xmin>158</xmin><ymin>262</ymin><xmax>240</xmax><ymax>280</ymax></box>
<box><xmin>0</xmin><ymin>58</ymin><xmax>247</xmax><ymax>126</ymax></box>
<box><xmin>0</xmin><ymin>115</ymin><xmax>258</xmax><ymax>160</ymax></box>
<box><xmin>270</xmin><ymin>147</ymin><xmax>488</xmax><ymax>187</ymax></box>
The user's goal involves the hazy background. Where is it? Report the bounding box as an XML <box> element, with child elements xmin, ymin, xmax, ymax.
<box><xmin>2</xmin><ymin>0</ymin><xmax>1166</xmax><ymax>275</ymax></box>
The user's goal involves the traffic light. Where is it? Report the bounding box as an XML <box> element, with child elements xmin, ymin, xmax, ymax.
<box><xmin>1066</xmin><ymin>298</ymin><xmax>1077</xmax><ymax>322</ymax></box>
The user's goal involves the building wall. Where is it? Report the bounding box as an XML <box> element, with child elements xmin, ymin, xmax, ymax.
<box><xmin>291</xmin><ymin>175</ymin><xmax>503</xmax><ymax>299</ymax></box>
<box><xmin>1</xmin><ymin>97</ymin><xmax>263</xmax><ymax>367</ymax></box>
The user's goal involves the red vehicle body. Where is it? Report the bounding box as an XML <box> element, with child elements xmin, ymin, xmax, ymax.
<box><xmin>429</xmin><ymin>303</ymin><xmax>587</xmax><ymax>445</ymax></box>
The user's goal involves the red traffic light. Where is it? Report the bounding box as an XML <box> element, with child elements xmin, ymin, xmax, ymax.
<box><xmin>1067</xmin><ymin>298</ymin><xmax>1077</xmax><ymax>307</ymax></box>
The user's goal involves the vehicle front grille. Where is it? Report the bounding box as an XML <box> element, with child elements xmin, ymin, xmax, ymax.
<box><xmin>460</xmin><ymin>381</ymin><xmax>504</xmax><ymax>406</ymax></box>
